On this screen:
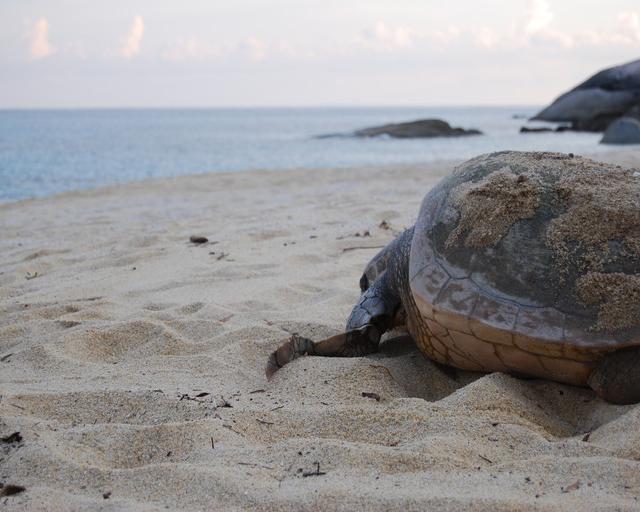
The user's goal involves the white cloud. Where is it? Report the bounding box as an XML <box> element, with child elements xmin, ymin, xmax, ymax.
<box><xmin>431</xmin><ymin>25</ymin><xmax>462</xmax><ymax>45</ymax></box>
<box><xmin>471</xmin><ymin>27</ymin><xmax>500</xmax><ymax>49</ymax></box>
<box><xmin>239</xmin><ymin>37</ymin><xmax>266</xmax><ymax>61</ymax></box>
<box><xmin>428</xmin><ymin>25</ymin><xmax>500</xmax><ymax>49</ymax></box>
<box><xmin>618</xmin><ymin>11</ymin><xmax>640</xmax><ymax>42</ymax></box>
<box><xmin>355</xmin><ymin>4</ymin><xmax>640</xmax><ymax>55</ymax></box>
<box><xmin>64</xmin><ymin>42</ymin><xmax>88</xmax><ymax>59</ymax></box>
<box><xmin>161</xmin><ymin>36</ymin><xmax>304</xmax><ymax>62</ymax></box>
<box><xmin>362</xmin><ymin>21</ymin><xmax>416</xmax><ymax>49</ymax></box>
<box><xmin>525</xmin><ymin>26</ymin><xmax>574</xmax><ymax>48</ymax></box>
<box><xmin>120</xmin><ymin>16</ymin><xmax>144</xmax><ymax>59</ymax></box>
<box><xmin>551</xmin><ymin>10</ymin><xmax>640</xmax><ymax>46</ymax></box>
<box><xmin>516</xmin><ymin>0</ymin><xmax>574</xmax><ymax>47</ymax></box>
<box><xmin>272</xmin><ymin>40</ymin><xmax>310</xmax><ymax>58</ymax></box>
<box><xmin>358</xmin><ymin>3</ymin><xmax>571</xmax><ymax>53</ymax></box>
<box><xmin>162</xmin><ymin>37</ymin><xmax>219</xmax><ymax>61</ymax></box>
<box><xmin>522</xmin><ymin>0</ymin><xmax>553</xmax><ymax>35</ymax></box>
<box><xmin>27</xmin><ymin>18</ymin><xmax>56</xmax><ymax>59</ymax></box>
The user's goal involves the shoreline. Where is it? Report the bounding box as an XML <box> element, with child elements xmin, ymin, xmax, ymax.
<box><xmin>0</xmin><ymin>159</ymin><xmax>461</xmax><ymax>208</ymax></box>
<box><xmin>2</xmin><ymin>146</ymin><xmax>638</xmax><ymax>208</ymax></box>
<box><xmin>2</xmin><ymin>150</ymin><xmax>640</xmax><ymax>510</ymax></box>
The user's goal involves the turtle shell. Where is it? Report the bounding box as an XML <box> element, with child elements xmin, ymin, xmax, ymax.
<box><xmin>409</xmin><ymin>151</ymin><xmax>640</xmax><ymax>385</ymax></box>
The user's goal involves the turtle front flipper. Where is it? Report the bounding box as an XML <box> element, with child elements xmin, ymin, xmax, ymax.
<box><xmin>266</xmin><ymin>268</ymin><xmax>403</xmax><ymax>378</ymax></box>
<box><xmin>265</xmin><ymin>326</ymin><xmax>381</xmax><ymax>378</ymax></box>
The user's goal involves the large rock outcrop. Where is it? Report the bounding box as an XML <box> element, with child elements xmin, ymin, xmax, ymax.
<box><xmin>533</xmin><ymin>58</ymin><xmax>640</xmax><ymax>132</ymax></box>
<box><xmin>353</xmin><ymin>119</ymin><xmax>482</xmax><ymax>138</ymax></box>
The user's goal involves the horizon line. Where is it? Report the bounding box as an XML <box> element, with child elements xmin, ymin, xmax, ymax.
<box><xmin>0</xmin><ymin>103</ymin><xmax>544</xmax><ymax>112</ymax></box>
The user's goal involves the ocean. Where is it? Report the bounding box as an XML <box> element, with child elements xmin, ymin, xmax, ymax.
<box><xmin>0</xmin><ymin>106</ymin><xmax>609</xmax><ymax>202</ymax></box>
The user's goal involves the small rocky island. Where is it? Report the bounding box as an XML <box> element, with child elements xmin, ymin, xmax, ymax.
<box><xmin>532</xmin><ymin>58</ymin><xmax>640</xmax><ymax>144</ymax></box>
<box><xmin>353</xmin><ymin>118</ymin><xmax>482</xmax><ymax>138</ymax></box>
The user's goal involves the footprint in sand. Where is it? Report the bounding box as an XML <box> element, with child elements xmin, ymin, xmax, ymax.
<box><xmin>36</xmin><ymin>304</ymin><xmax>81</xmax><ymax>319</ymax></box>
<box><xmin>165</xmin><ymin>319</ymin><xmax>226</xmax><ymax>342</ymax></box>
<box><xmin>142</xmin><ymin>302</ymin><xmax>177</xmax><ymax>311</ymax></box>
<box><xmin>176</xmin><ymin>302</ymin><xmax>205</xmax><ymax>315</ymax></box>
<box><xmin>54</xmin><ymin>422</ymin><xmax>222</xmax><ymax>469</ymax></box>
<box><xmin>61</xmin><ymin>320</ymin><xmax>201</xmax><ymax>363</ymax></box>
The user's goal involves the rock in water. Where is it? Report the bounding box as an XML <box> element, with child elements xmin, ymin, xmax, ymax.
<box><xmin>520</xmin><ymin>126</ymin><xmax>554</xmax><ymax>133</ymax></box>
<box><xmin>601</xmin><ymin>117</ymin><xmax>640</xmax><ymax>144</ymax></box>
<box><xmin>353</xmin><ymin>119</ymin><xmax>482</xmax><ymax>138</ymax></box>
<box><xmin>533</xmin><ymin>58</ymin><xmax>640</xmax><ymax>131</ymax></box>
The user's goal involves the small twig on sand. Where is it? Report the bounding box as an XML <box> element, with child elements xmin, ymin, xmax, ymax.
<box><xmin>302</xmin><ymin>462</ymin><xmax>327</xmax><ymax>477</ymax></box>
<box><xmin>368</xmin><ymin>364</ymin><xmax>400</xmax><ymax>384</ymax></box>
<box><xmin>256</xmin><ymin>418</ymin><xmax>274</xmax><ymax>425</ymax></box>
<box><xmin>238</xmin><ymin>461</ymin><xmax>274</xmax><ymax>470</ymax></box>
<box><xmin>222</xmin><ymin>424</ymin><xmax>243</xmax><ymax>435</ymax></box>
<box><xmin>179</xmin><ymin>392</ymin><xmax>211</xmax><ymax>402</ymax></box>
<box><xmin>342</xmin><ymin>245</ymin><xmax>385</xmax><ymax>253</ymax></box>
<box><xmin>561</xmin><ymin>480</ymin><xmax>581</xmax><ymax>493</ymax></box>
<box><xmin>478</xmin><ymin>454</ymin><xmax>493</xmax><ymax>464</ymax></box>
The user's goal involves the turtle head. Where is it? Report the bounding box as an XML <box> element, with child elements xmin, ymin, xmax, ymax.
<box><xmin>359</xmin><ymin>248</ymin><xmax>393</xmax><ymax>293</ymax></box>
<box><xmin>354</xmin><ymin>228</ymin><xmax>413</xmax><ymax>331</ymax></box>
<box><xmin>348</xmin><ymin>268</ymin><xmax>403</xmax><ymax>335</ymax></box>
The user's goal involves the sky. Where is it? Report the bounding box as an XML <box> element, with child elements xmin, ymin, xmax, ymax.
<box><xmin>1</xmin><ymin>0</ymin><xmax>640</xmax><ymax>108</ymax></box>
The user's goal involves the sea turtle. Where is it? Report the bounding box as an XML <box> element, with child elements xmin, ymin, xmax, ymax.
<box><xmin>266</xmin><ymin>151</ymin><xmax>640</xmax><ymax>404</ymax></box>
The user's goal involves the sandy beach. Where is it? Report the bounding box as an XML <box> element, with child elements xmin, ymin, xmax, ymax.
<box><xmin>2</xmin><ymin>151</ymin><xmax>640</xmax><ymax>511</ymax></box>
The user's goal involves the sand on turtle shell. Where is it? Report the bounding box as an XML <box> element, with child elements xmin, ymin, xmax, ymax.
<box><xmin>546</xmin><ymin>159</ymin><xmax>640</xmax><ymax>331</ymax></box>
<box><xmin>445</xmin><ymin>152</ymin><xmax>640</xmax><ymax>333</ymax></box>
<box><xmin>546</xmin><ymin>160</ymin><xmax>640</xmax><ymax>272</ymax></box>
<box><xmin>576</xmin><ymin>272</ymin><xmax>640</xmax><ymax>331</ymax></box>
<box><xmin>445</xmin><ymin>170</ymin><xmax>539</xmax><ymax>249</ymax></box>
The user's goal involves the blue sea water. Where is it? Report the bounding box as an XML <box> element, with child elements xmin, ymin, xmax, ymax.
<box><xmin>0</xmin><ymin>106</ymin><xmax>610</xmax><ymax>202</ymax></box>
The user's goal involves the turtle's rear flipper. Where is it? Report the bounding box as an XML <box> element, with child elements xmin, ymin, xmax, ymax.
<box><xmin>265</xmin><ymin>325</ymin><xmax>381</xmax><ymax>379</ymax></box>
<box><xmin>588</xmin><ymin>347</ymin><xmax>640</xmax><ymax>404</ymax></box>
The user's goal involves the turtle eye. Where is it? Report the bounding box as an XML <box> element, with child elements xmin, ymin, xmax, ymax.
<box><xmin>359</xmin><ymin>273</ymin><xmax>369</xmax><ymax>293</ymax></box>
